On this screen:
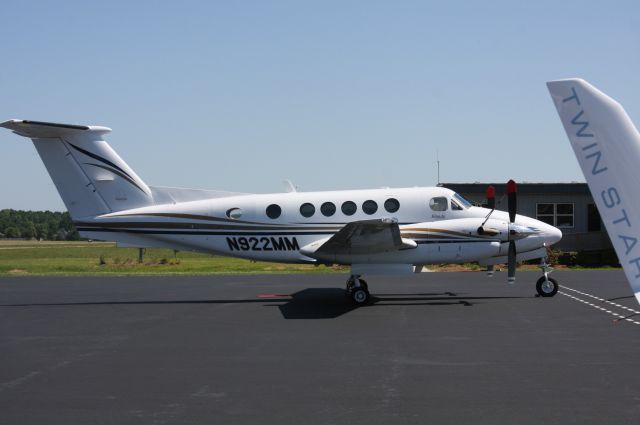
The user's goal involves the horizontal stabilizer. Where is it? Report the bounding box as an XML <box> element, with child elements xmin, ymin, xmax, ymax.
<box><xmin>1</xmin><ymin>119</ymin><xmax>111</xmax><ymax>138</ymax></box>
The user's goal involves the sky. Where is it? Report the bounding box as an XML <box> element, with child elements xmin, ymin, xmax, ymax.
<box><xmin>1</xmin><ymin>0</ymin><xmax>639</xmax><ymax>211</ymax></box>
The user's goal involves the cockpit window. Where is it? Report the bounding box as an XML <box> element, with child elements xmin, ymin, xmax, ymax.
<box><xmin>452</xmin><ymin>192</ymin><xmax>472</xmax><ymax>209</ymax></box>
<box><xmin>451</xmin><ymin>199</ymin><xmax>463</xmax><ymax>210</ymax></box>
<box><xmin>429</xmin><ymin>197</ymin><xmax>448</xmax><ymax>211</ymax></box>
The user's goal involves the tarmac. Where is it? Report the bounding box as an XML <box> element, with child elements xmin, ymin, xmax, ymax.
<box><xmin>1</xmin><ymin>270</ymin><xmax>639</xmax><ymax>425</ymax></box>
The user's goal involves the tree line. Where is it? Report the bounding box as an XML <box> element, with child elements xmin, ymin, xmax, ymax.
<box><xmin>0</xmin><ymin>209</ymin><xmax>80</xmax><ymax>240</ymax></box>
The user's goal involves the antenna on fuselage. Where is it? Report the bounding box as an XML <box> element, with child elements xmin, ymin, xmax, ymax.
<box><xmin>436</xmin><ymin>149</ymin><xmax>440</xmax><ymax>185</ymax></box>
<box><xmin>283</xmin><ymin>179</ymin><xmax>298</xmax><ymax>193</ymax></box>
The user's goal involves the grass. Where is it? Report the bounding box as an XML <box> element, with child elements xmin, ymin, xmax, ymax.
<box><xmin>0</xmin><ymin>240</ymin><xmax>621</xmax><ymax>277</ymax></box>
<box><xmin>0</xmin><ymin>240</ymin><xmax>344</xmax><ymax>276</ymax></box>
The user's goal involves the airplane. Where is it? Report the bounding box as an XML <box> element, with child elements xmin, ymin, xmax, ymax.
<box><xmin>1</xmin><ymin>119</ymin><xmax>562</xmax><ymax>305</ymax></box>
<box><xmin>548</xmin><ymin>78</ymin><xmax>640</xmax><ymax>306</ymax></box>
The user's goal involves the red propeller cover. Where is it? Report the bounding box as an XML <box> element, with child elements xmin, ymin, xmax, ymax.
<box><xmin>486</xmin><ymin>185</ymin><xmax>495</xmax><ymax>199</ymax></box>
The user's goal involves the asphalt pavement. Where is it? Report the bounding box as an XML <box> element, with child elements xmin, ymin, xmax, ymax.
<box><xmin>1</xmin><ymin>270</ymin><xmax>639</xmax><ymax>425</ymax></box>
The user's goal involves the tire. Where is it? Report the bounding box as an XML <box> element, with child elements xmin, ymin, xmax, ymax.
<box><xmin>536</xmin><ymin>276</ymin><xmax>558</xmax><ymax>297</ymax></box>
<box><xmin>351</xmin><ymin>287</ymin><xmax>370</xmax><ymax>305</ymax></box>
<box><xmin>359</xmin><ymin>279</ymin><xmax>368</xmax><ymax>292</ymax></box>
<box><xmin>345</xmin><ymin>276</ymin><xmax>356</xmax><ymax>293</ymax></box>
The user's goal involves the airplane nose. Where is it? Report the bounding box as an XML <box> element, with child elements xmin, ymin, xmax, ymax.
<box><xmin>544</xmin><ymin>224</ymin><xmax>563</xmax><ymax>246</ymax></box>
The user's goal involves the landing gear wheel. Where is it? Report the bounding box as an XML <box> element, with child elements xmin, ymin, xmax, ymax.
<box><xmin>345</xmin><ymin>277</ymin><xmax>356</xmax><ymax>297</ymax></box>
<box><xmin>536</xmin><ymin>276</ymin><xmax>558</xmax><ymax>297</ymax></box>
<box><xmin>358</xmin><ymin>279</ymin><xmax>368</xmax><ymax>292</ymax></box>
<box><xmin>346</xmin><ymin>276</ymin><xmax>370</xmax><ymax>304</ymax></box>
<box><xmin>351</xmin><ymin>287</ymin><xmax>370</xmax><ymax>305</ymax></box>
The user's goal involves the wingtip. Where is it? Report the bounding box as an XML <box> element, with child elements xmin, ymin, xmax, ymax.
<box><xmin>546</xmin><ymin>78</ymin><xmax>622</xmax><ymax>109</ymax></box>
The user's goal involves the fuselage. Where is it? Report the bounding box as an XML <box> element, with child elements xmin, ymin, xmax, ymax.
<box><xmin>75</xmin><ymin>186</ymin><xmax>562</xmax><ymax>266</ymax></box>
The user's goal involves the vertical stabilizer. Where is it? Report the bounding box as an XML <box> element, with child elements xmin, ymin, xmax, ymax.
<box><xmin>547</xmin><ymin>79</ymin><xmax>640</xmax><ymax>305</ymax></box>
<box><xmin>1</xmin><ymin>120</ymin><xmax>153</xmax><ymax>219</ymax></box>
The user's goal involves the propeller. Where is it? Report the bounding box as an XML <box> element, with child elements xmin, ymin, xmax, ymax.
<box><xmin>486</xmin><ymin>185</ymin><xmax>495</xmax><ymax>209</ymax></box>
<box><xmin>483</xmin><ymin>184</ymin><xmax>498</xmax><ymax>277</ymax></box>
<box><xmin>477</xmin><ymin>185</ymin><xmax>499</xmax><ymax>236</ymax></box>
<box><xmin>507</xmin><ymin>179</ymin><xmax>517</xmax><ymax>283</ymax></box>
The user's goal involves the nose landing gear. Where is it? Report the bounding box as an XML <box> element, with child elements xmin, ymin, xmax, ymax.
<box><xmin>346</xmin><ymin>275</ymin><xmax>370</xmax><ymax>305</ymax></box>
<box><xmin>536</xmin><ymin>259</ymin><xmax>558</xmax><ymax>297</ymax></box>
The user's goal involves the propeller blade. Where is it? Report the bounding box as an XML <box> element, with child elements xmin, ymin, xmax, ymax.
<box><xmin>508</xmin><ymin>240</ymin><xmax>516</xmax><ymax>283</ymax></box>
<box><xmin>506</xmin><ymin>180</ymin><xmax>518</xmax><ymax>283</ymax></box>
<box><xmin>486</xmin><ymin>185</ymin><xmax>495</xmax><ymax>210</ymax></box>
<box><xmin>507</xmin><ymin>179</ymin><xmax>516</xmax><ymax>223</ymax></box>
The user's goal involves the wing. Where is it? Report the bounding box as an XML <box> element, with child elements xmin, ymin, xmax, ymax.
<box><xmin>547</xmin><ymin>78</ymin><xmax>640</xmax><ymax>305</ymax></box>
<box><xmin>300</xmin><ymin>218</ymin><xmax>417</xmax><ymax>259</ymax></box>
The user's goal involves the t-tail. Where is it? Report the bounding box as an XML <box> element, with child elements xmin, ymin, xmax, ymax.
<box><xmin>547</xmin><ymin>78</ymin><xmax>640</xmax><ymax>305</ymax></box>
<box><xmin>0</xmin><ymin>120</ymin><xmax>153</xmax><ymax>219</ymax></box>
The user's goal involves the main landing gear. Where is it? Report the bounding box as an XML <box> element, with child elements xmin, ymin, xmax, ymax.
<box><xmin>536</xmin><ymin>259</ymin><xmax>559</xmax><ymax>297</ymax></box>
<box><xmin>346</xmin><ymin>275</ymin><xmax>370</xmax><ymax>305</ymax></box>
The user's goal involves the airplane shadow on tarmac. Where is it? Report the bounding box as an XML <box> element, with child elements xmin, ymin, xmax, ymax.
<box><xmin>275</xmin><ymin>288</ymin><xmax>526</xmax><ymax>319</ymax></box>
<box><xmin>2</xmin><ymin>288</ymin><xmax>526</xmax><ymax>319</ymax></box>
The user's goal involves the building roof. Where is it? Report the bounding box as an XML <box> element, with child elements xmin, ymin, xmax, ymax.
<box><xmin>441</xmin><ymin>182</ymin><xmax>591</xmax><ymax>195</ymax></box>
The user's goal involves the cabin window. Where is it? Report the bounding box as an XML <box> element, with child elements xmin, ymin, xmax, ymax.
<box><xmin>300</xmin><ymin>203</ymin><xmax>316</xmax><ymax>218</ymax></box>
<box><xmin>362</xmin><ymin>200</ymin><xmax>378</xmax><ymax>215</ymax></box>
<box><xmin>321</xmin><ymin>202</ymin><xmax>336</xmax><ymax>217</ymax></box>
<box><xmin>226</xmin><ymin>208</ymin><xmax>243</xmax><ymax>220</ymax></box>
<box><xmin>341</xmin><ymin>201</ymin><xmax>357</xmax><ymax>216</ymax></box>
<box><xmin>266</xmin><ymin>204</ymin><xmax>282</xmax><ymax>219</ymax></box>
<box><xmin>384</xmin><ymin>198</ymin><xmax>400</xmax><ymax>213</ymax></box>
<box><xmin>429</xmin><ymin>197</ymin><xmax>448</xmax><ymax>211</ymax></box>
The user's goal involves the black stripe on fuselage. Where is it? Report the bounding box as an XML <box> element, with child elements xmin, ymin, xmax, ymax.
<box><xmin>73</xmin><ymin>221</ymin><xmax>343</xmax><ymax>232</ymax></box>
<box><xmin>77</xmin><ymin>227</ymin><xmax>498</xmax><ymax>242</ymax></box>
<box><xmin>76</xmin><ymin>228</ymin><xmax>336</xmax><ymax>236</ymax></box>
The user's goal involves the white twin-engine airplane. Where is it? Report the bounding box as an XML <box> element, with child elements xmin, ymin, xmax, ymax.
<box><xmin>548</xmin><ymin>78</ymin><xmax>640</xmax><ymax>306</ymax></box>
<box><xmin>1</xmin><ymin>119</ymin><xmax>562</xmax><ymax>305</ymax></box>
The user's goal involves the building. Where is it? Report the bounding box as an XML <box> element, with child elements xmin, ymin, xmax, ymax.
<box><xmin>441</xmin><ymin>183</ymin><xmax>612</xmax><ymax>252</ymax></box>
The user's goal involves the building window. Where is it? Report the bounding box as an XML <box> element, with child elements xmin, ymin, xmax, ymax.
<box><xmin>587</xmin><ymin>204</ymin><xmax>601</xmax><ymax>232</ymax></box>
<box><xmin>341</xmin><ymin>201</ymin><xmax>357</xmax><ymax>216</ymax></box>
<box><xmin>384</xmin><ymin>198</ymin><xmax>400</xmax><ymax>213</ymax></box>
<box><xmin>321</xmin><ymin>202</ymin><xmax>336</xmax><ymax>217</ymax></box>
<box><xmin>300</xmin><ymin>203</ymin><xmax>315</xmax><ymax>218</ymax></box>
<box><xmin>536</xmin><ymin>203</ymin><xmax>574</xmax><ymax>228</ymax></box>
